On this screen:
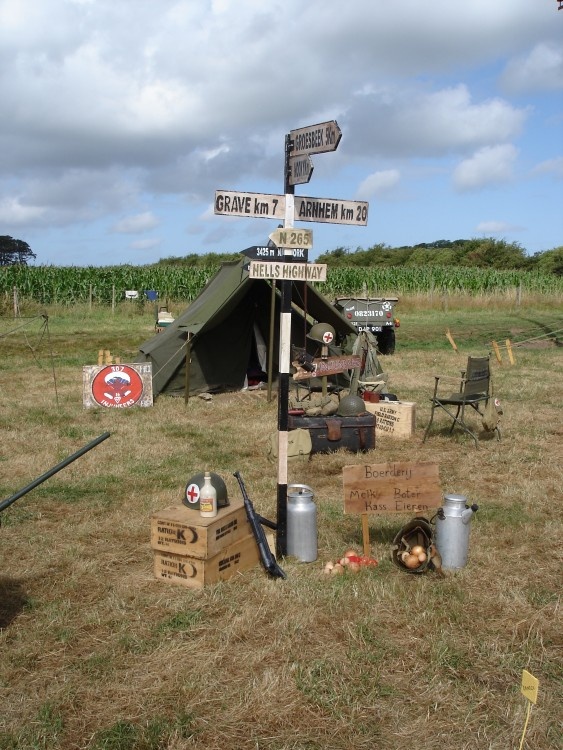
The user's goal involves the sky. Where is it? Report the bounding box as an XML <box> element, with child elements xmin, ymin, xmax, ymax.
<box><xmin>0</xmin><ymin>0</ymin><xmax>562</xmax><ymax>267</ymax></box>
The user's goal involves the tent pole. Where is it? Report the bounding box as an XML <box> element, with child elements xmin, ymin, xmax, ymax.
<box><xmin>184</xmin><ymin>334</ymin><xmax>192</xmax><ymax>405</ymax></box>
<box><xmin>267</xmin><ymin>280</ymin><xmax>276</xmax><ymax>402</ymax></box>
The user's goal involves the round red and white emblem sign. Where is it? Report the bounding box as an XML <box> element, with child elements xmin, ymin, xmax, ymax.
<box><xmin>322</xmin><ymin>330</ymin><xmax>334</xmax><ymax>344</ymax></box>
<box><xmin>91</xmin><ymin>365</ymin><xmax>144</xmax><ymax>408</ymax></box>
<box><xmin>185</xmin><ymin>483</ymin><xmax>200</xmax><ymax>505</ymax></box>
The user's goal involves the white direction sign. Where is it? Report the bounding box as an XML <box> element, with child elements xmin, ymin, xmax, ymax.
<box><xmin>288</xmin><ymin>154</ymin><xmax>314</xmax><ymax>186</ymax></box>
<box><xmin>249</xmin><ymin>261</ymin><xmax>327</xmax><ymax>282</ymax></box>
<box><xmin>214</xmin><ymin>190</ymin><xmax>285</xmax><ymax>220</ymax></box>
<box><xmin>294</xmin><ymin>196</ymin><xmax>369</xmax><ymax>226</ymax></box>
<box><xmin>290</xmin><ymin>120</ymin><xmax>342</xmax><ymax>157</ymax></box>
<box><xmin>269</xmin><ymin>228</ymin><xmax>313</xmax><ymax>249</ymax></box>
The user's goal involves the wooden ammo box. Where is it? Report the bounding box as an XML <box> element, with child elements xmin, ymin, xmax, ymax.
<box><xmin>364</xmin><ymin>400</ymin><xmax>416</xmax><ymax>439</ymax></box>
<box><xmin>288</xmin><ymin>413</ymin><xmax>375</xmax><ymax>454</ymax></box>
<box><xmin>150</xmin><ymin>500</ymin><xmax>250</xmax><ymax>559</ymax></box>
<box><xmin>153</xmin><ymin>534</ymin><xmax>262</xmax><ymax>589</ymax></box>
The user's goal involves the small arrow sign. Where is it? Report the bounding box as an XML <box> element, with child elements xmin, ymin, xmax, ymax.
<box><xmin>290</xmin><ymin>120</ymin><xmax>342</xmax><ymax>157</ymax></box>
<box><xmin>288</xmin><ymin>154</ymin><xmax>314</xmax><ymax>186</ymax></box>
<box><xmin>240</xmin><ymin>245</ymin><xmax>308</xmax><ymax>261</ymax></box>
<box><xmin>269</xmin><ymin>228</ymin><xmax>313</xmax><ymax>249</ymax></box>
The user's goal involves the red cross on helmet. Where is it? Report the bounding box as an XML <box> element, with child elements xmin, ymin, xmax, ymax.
<box><xmin>183</xmin><ymin>472</ymin><xmax>230</xmax><ymax>510</ymax></box>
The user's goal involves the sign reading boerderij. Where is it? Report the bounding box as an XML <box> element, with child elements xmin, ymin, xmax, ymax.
<box><xmin>343</xmin><ymin>462</ymin><xmax>442</xmax><ymax>515</ymax></box>
<box><xmin>249</xmin><ymin>260</ymin><xmax>327</xmax><ymax>282</ymax></box>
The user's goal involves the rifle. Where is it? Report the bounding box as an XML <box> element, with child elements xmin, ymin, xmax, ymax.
<box><xmin>233</xmin><ymin>471</ymin><xmax>286</xmax><ymax>580</ymax></box>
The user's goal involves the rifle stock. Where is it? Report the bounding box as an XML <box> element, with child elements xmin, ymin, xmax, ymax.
<box><xmin>233</xmin><ymin>471</ymin><xmax>286</xmax><ymax>580</ymax></box>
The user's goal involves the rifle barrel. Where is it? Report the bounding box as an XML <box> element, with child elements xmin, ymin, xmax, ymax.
<box><xmin>0</xmin><ymin>432</ymin><xmax>111</xmax><ymax>514</ymax></box>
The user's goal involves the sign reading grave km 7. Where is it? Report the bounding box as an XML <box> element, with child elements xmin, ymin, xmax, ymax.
<box><xmin>214</xmin><ymin>190</ymin><xmax>285</xmax><ymax>220</ymax></box>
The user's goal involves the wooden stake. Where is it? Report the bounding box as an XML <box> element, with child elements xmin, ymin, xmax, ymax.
<box><xmin>492</xmin><ymin>340</ymin><xmax>502</xmax><ymax>364</ymax></box>
<box><xmin>104</xmin><ymin>349</ymin><xmax>111</xmax><ymax>364</ymax></box>
<box><xmin>446</xmin><ymin>328</ymin><xmax>458</xmax><ymax>352</ymax></box>
<box><xmin>506</xmin><ymin>339</ymin><xmax>515</xmax><ymax>365</ymax></box>
<box><xmin>97</xmin><ymin>349</ymin><xmax>104</xmax><ymax>365</ymax></box>
<box><xmin>361</xmin><ymin>513</ymin><xmax>370</xmax><ymax>557</ymax></box>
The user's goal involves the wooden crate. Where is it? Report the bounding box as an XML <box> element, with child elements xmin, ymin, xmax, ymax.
<box><xmin>153</xmin><ymin>533</ymin><xmax>270</xmax><ymax>589</ymax></box>
<box><xmin>364</xmin><ymin>400</ymin><xmax>416</xmax><ymax>439</ymax></box>
<box><xmin>150</xmin><ymin>500</ymin><xmax>251</xmax><ymax>559</ymax></box>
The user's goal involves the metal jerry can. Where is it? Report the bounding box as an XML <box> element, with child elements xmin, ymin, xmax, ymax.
<box><xmin>286</xmin><ymin>484</ymin><xmax>317</xmax><ymax>562</ymax></box>
<box><xmin>434</xmin><ymin>494</ymin><xmax>479</xmax><ymax>570</ymax></box>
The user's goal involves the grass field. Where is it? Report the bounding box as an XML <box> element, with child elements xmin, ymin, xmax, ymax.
<box><xmin>0</xmin><ymin>298</ymin><xmax>562</xmax><ymax>750</ymax></box>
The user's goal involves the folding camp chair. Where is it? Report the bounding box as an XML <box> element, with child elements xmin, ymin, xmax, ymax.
<box><xmin>422</xmin><ymin>356</ymin><xmax>501</xmax><ymax>447</ymax></box>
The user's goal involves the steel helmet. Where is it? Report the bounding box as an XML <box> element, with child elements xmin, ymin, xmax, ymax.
<box><xmin>183</xmin><ymin>472</ymin><xmax>230</xmax><ymax>510</ymax></box>
<box><xmin>337</xmin><ymin>394</ymin><xmax>366</xmax><ymax>417</ymax></box>
<box><xmin>307</xmin><ymin>322</ymin><xmax>336</xmax><ymax>345</ymax></box>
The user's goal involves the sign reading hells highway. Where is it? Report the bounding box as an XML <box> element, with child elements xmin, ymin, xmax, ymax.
<box><xmin>215</xmin><ymin>190</ymin><xmax>368</xmax><ymax>226</ymax></box>
<box><xmin>249</xmin><ymin>261</ymin><xmax>327</xmax><ymax>282</ymax></box>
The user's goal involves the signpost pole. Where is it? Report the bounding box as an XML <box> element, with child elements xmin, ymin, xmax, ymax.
<box><xmin>275</xmin><ymin>134</ymin><xmax>295</xmax><ymax>558</ymax></box>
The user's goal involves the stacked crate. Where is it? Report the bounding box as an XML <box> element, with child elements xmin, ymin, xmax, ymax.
<box><xmin>151</xmin><ymin>500</ymin><xmax>264</xmax><ymax>588</ymax></box>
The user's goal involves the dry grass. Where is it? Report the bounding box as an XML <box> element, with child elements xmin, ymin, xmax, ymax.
<box><xmin>0</xmin><ymin>301</ymin><xmax>562</xmax><ymax>750</ymax></box>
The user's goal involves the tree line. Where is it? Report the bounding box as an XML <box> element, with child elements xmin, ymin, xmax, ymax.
<box><xmin>1</xmin><ymin>234</ymin><xmax>561</xmax><ymax>275</ymax></box>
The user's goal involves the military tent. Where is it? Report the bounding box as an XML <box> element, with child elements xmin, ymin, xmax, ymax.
<box><xmin>137</xmin><ymin>258</ymin><xmax>356</xmax><ymax>397</ymax></box>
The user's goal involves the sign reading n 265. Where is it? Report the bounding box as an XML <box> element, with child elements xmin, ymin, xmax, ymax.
<box><xmin>269</xmin><ymin>228</ymin><xmax>313</xmax><ymax>249</ymax></box>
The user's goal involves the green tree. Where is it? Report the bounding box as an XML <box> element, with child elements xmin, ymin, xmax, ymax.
<box><xmin>0</xmin><ymin>236</ymin><xmax>36</xmax><ymax>266</ymax></box>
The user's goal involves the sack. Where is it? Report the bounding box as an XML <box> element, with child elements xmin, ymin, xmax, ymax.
<box><xmin>268</xmin><ymin>429</ymin><xmax>312</xmax><ymax>461</ymax></box>
<box><xmin>482</xmin><ymin>398</ymin><xmax>500</xmax><ymax>432</ymax></box>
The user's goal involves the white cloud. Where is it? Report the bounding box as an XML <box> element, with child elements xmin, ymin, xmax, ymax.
<box><xmin>357</xmin><ymin>170</ymin><xmax>401</xmax><ymax>200</ymax></box>
<box><xmin>129</xmin><ymin>237</ymin><xmax>162</xmax><ymax>250</ymax></box>
<box><xmin>112</xmin><ymin>212</ymin><xmax>159</xmax><ymax>234</ymax></box>
<box><xmin>500</xmin><ymin>43</ymin><xmax>563</xmax><ymax>93</ymax></box>
<box><xmin>475</xmin><ymin>220</ymin><xmax>524</xmax><ymax>234</ymax></box>
<box><xmin>532</xmin><ymin>156</ymin><xmax>563</xmax><ymax>179</ymax></box>
<box><xmin>453</xmin><ymin>144</ymin><xmax>518</xmax><ymax>191</ymax></box>
<box><xmin>0</xmin><ymin>197</ymin><xmax>46</xmax><ymax>224</ymax></box>
<box><xmin>347</xmin><ymin>85</ymin><xmax>527</xmax><ymax>159</ymax></box>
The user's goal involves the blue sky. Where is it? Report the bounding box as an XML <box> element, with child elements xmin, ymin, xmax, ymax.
<box><xmin>0</xmin><ymin>0</ymin><xmax>561</xmax><ymax>267</ymax></box>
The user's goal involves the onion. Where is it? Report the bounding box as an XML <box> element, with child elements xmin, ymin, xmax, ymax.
<box><xmin>403</xmin><ymin>554</ymin><xmax>421</xmax><ymax>569</ymax></box>
<box><xmin>339</xmin><ymin>556</ymin><xmax>350</xmax><ymax>566</ymax></box>
<box><xmin>343</xmin><ymin>548</ymin><xmax>360</xmax><ymax>559</ymax></box>
<box><xmin>323</xmin><ymin>561</ymin><xmax>334</xmax><ymax>574</ymax></box>
<box><xmin>411</xmin><ymin>545</ymin><xmax>425</xmax><ymax>557</ymax></box>
<box><xmin>417</xmin><ymin>552</ymin><xmax>427</xmax><ymax>563</ymax></box>
<box><xmin>347</xmin><ymin>561</ymin><xmax>361</xmax><ymax>574</ymax></box>
<box><xmin>331</xmin><ymin>563</ymin><xmax>344</xmax><ymax>575</ymax></box>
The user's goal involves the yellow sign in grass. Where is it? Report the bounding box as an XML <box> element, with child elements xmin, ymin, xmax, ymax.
<box><xmin>521</xmin><ymin>669</ymin><xmax>539</xmax><ymax>704</ymax></box>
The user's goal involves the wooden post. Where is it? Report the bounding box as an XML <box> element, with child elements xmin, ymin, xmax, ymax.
<box><xmin>361</xmin><ymin>513</ymin><xmax>370</xmax><ymax>557</ymax></box>
<box><xmin>492</xmin><ymin>340</ymin><xmax>502</xmax><ymax>364</ymax></box>
<box><xmin>267</xmin><ymin>280</ymin><xmax>276</xmax><ymax>402</ymax></box>
<box><xmin>97</xmin><ymin>349</ymin><xmax>104</xmax><ymax>365</ymax></box>
<box><xmin>506</xmin><ymin>339</ymin><xmax>515</xmax><ymax>365</ymax></box>
<box><xmin>13</xmin><ymin>286</ymin><xmax>19</xmax><ymax>318</ymax></box>
<box><xmin>112</xmin><ymin>285</ymin><xmax>116</xmax><ymax>314</ymax></box>
<box><xmin>446</xmin><ymin>328</ymin><xmax>458</xmax><ymax>352</ymax></box>
<box><xmin>184</xmin><ymin>334</ymin><xmax>192</xmax><ymax>405</ymax></box>
<box><xmin>89</xmin><ymin>284</ymin><xmax>93</xmax><ymax>311</ymax></box>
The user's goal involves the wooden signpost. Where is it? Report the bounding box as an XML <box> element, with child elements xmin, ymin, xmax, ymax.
<box><xmin>343</xmin><ymin>462</ymin><xmax>442</xmax><ymax>555</ymax></box>
<box><xmin>214</xmin><ymin>118</ymin><xmax>369</xmax><ymax>557</ymax></box>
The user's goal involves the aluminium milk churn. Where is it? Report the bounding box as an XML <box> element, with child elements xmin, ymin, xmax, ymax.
<box><xmin>434</xmin><ymin>494</ymin><xmax>478</xmax><ymax>570</ymax></box>
<box><xmin>287</xmin><ymin>484</ymin><xmax>317</xmax><ymax>562</ymax></box>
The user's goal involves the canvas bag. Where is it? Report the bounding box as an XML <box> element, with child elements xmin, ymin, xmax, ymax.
<box><xmin>268</xmin><ymin>429</ymin><xmax>312</xmax><ymax>461</ymax></box>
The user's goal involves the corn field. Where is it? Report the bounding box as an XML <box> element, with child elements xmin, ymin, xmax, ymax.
<box><xmin>1</xmin><ymin>263</ymin><xmax>561</xmax><ymax>304</ymax></box>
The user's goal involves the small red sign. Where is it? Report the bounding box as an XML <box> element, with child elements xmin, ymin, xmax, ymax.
<box><xmin>91</xmin><ymin>365</ymin><xmax>144</xmax><ymax>408</ymax></box>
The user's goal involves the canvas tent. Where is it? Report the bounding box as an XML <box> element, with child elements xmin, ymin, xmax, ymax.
<box><xmin>137</xmin><ymin>258</ymin><xmax>357</xmax><ymax>398</ymax></box>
